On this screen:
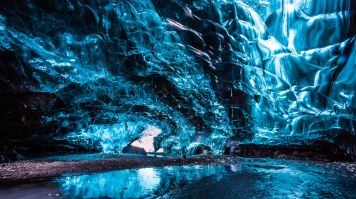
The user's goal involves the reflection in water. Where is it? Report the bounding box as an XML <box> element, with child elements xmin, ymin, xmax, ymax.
<box><xmin>1</xmin><ymin>158</ymin><xmax>356</xmax><ymax>199</ymax></box>
<box><xmin>59</xmin><ymin>165</ymin><xmax>228</xmax><ymax>198</ymax></box>
<box><xmin>56</xmin><ymin>159</ymin><xmax>356</xmax><ymax>199</ymax></box>
<box><xmin>60</xmin><ymin>168</ymin><xmax>161</xmax><ymax>198</ymax></box>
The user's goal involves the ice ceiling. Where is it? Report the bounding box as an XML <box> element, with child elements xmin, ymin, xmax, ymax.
<box><xmin>0</xmin><ymin>0</ymin><xmax>355</xmax><ymax>158</ymax></box>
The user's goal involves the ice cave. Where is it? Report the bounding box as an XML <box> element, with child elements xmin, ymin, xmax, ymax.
<box><xmin>0</xmin><ymin>0</ymin><xmax>355</xmax><ymax>198</ymax></box>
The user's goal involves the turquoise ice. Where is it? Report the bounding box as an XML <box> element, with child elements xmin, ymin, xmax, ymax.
<box><xmin>0</xmin><ymin>0</ymin><xmax>355</xmax><ymax>158</ymax></box>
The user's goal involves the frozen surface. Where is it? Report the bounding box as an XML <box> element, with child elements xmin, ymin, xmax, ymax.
<box><xmin>1</xmin><ymin>158</ymin><xmax>356</xmax><ymax>198</ymax></box>
<box><xmin>0</xmin><ymin>0</ymin><xmax>355</xmax><ymax>157</ymax></box>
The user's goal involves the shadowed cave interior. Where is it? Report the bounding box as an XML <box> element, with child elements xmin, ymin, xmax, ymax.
<box><xmin>0</xmin><ymin>0</ymin><xmax>356</xmax><ymax>198</ymax></box>
<box><xmin>0</xmin><ymin>0</ymin><xmax>355</xmax><ymax>162</ymax></box>
<box><xmin>1</xmin><ymin>0</ymin><xmax>356</xmax><ymax>198</ymax></box>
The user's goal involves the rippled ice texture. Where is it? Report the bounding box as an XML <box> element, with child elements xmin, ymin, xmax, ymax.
<box><xmin>0</xmin><ymin>0</ymin><xmax>355</xmax><ymax>156</ymax></box>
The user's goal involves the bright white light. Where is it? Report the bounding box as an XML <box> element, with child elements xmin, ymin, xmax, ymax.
<box><xmin>131</xmin><ymin>125</ymin><xmax>161</xmax><ymax>153</ymax></box>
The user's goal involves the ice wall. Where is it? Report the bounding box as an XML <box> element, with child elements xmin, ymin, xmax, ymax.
<box><xmin>251</xmin><ymin>0</ymin><xmax>356</xmax><ymax>144</ymax></box>
<box><xmin>0</xmin><ymin>0</ymin><xmax>355</xmax><ymax>160</ymax></box>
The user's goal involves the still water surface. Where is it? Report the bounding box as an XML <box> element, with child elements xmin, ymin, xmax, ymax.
<box><xmin>1</xmin><ymin>158</ymin><xmax>356</xmax><ymax>199</ymax></box>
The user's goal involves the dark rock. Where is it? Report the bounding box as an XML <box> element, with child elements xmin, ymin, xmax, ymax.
<box><xmin>122</xmin><ymin>145</ymin><xmax>147</xmax><ymax>156</ymax></box>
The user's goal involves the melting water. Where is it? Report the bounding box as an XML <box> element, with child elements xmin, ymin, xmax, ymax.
<box><xmin>1</xmin><ymin>158</ymin><xmax>356</xmax><ymax>198</ymax></box>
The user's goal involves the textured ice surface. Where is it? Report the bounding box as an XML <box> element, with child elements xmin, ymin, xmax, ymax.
<box><xmin>0</xmin><ymin>0</ymin><xmax>355</xmax><ymax>157</ymax></box>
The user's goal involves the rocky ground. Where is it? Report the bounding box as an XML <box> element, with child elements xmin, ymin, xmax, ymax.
<box><xmin>0</xmin><ymin>154</ymin><xmax>237</xmax><ymax>184</ymax></box>
<box><xmin>1</xmin><ymin>153</ymin><xmax>355</xmax><ymax>184</ymax></box>
<box><xmin>321</xmin><ymin>161</ymin><xmax>356</xmax><ymax>174</ymax></box>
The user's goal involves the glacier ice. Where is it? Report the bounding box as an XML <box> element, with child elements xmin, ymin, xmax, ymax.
<box><xmin>0</xmin><ymin>0</ymin><xmax>355</xmax><ymax>159</ymax></box>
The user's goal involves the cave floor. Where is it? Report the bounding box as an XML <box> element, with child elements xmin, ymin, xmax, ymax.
<box><xmin>0</xmin><ymin>155</ymin><xmax>356</xmax><ymax>198</ymax></box>
<box><xmin>0</xmin><ymin>154</ymin><xmax>238</xmax><ymax>183</ymax></box>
